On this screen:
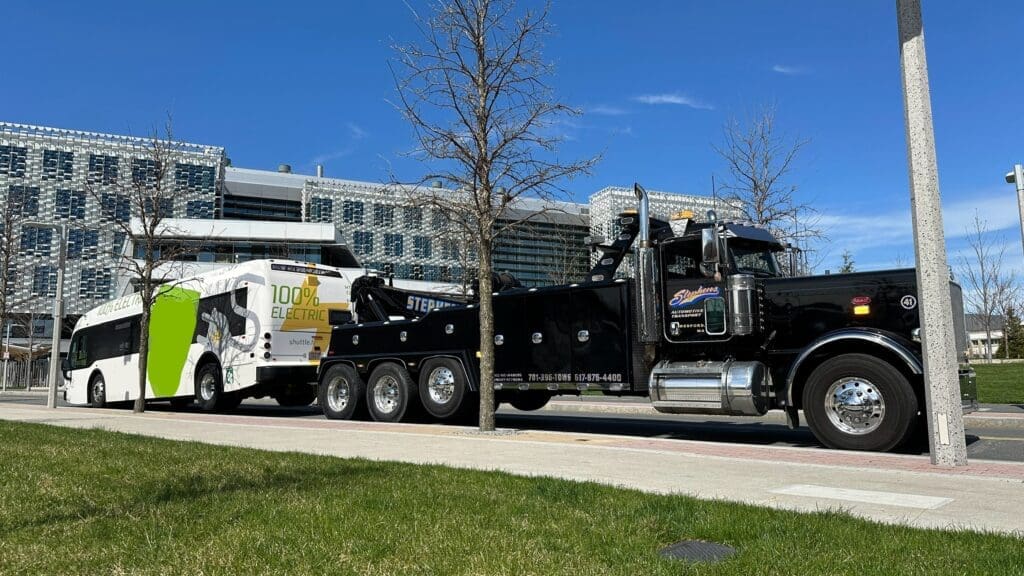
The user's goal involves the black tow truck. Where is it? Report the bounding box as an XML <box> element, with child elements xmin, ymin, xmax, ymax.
<box><xmin>316</xmin><ymin>184</ymin><xmax>977</xmax><ymax>452</ymax></box>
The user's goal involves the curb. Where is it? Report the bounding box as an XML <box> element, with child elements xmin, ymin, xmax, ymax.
<box><xmin>539</xmin><ymin>401</ymin><xmax>1024</xmax><ymax>431</ymax></box>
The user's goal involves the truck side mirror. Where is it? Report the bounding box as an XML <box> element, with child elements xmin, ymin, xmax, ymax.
<box><xmin>702</xmin><ymin>228</ymin><xmax>719</xmax><ymax>264</ymax></box>
<box><xmin>60</xmin><ymin>358</ymin><xmax>71</xmax><ymax>380</ymax></box>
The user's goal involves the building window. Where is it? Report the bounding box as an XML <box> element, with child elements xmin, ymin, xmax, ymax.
<box><xmin>0</xmin><ymin>145</ymin><xmax>28</xmax><ymax>177</ymax></box>
<box><xmin>101</xmin><ymin>193</ymin><xmax>130</xmax><ymax>223</ymax></box>
<box><xmin>381</xmin><ymin>262</ymin><xmax>395</xmax><ymax>276</ymax></box>
<box><xmin>67</xmin><ymin>229</ymin><xmax>99</xmax><ymax>260</ymax></box>
<box><xmin>431</xmin><ymin>208</ymin><xmax>449</xmax><ymax>229</ymax></box>
<box><xmin>8</xmin><ymin>185</ymin><xmax>40</xmax><ymax>217</ymax></box>
<box><xmin>441</xmin><ymin>238</ymin><xmax>460</xmax><ymax>260</ymax></box>
<box><xmin>374</xmin><ymin>204</ymin><xmax>395</xmax><ymax>227</ymax></box>
<box><xmin>21</xmin><ymin>226</ymin><xmax>52</xmax><ymax>256</ymax></box>
<box><xmin>132</xmin><ymin>158</ymin><xmax>160</xmax><ymax>186</ymax></box>
<box><xmin>413</xmin><ymin>236</ymin><xmax>432</xmax><ymax>259</ymax></box>
<box><xmin>43</xmin><ymin>150</ymin><xmax>74</xmax><ymax>181</ymax></box>
<box><xmin>88</xmin><ymin>154</ymin><xmax>119</xmax><ymax>185</ymax></box>
<box><xmin>439</xmin><ymin>266</ymin><xmax>452</xmax><ymax>282</ymax></box>
<box><xmin>110</xmin><ymin>231</ymin><xmax>127</xmax><ymax>258</ymax></box>
<box><xmin>411</xmin><ymin>264</ymin><xmax>424</xmax><ymax>280</ymax></box>
<box><xmin>79</xmin><ymin>268</ymin><xmax>112</xmax><ymax>299</ymax></box>
<box><xmin>384</xmin><ymin>233</ymin><xmax>404</xmax><ymax>257</ymax></box>
<box><xmin>353</xmin><ymin>231</ymin><xmax>373</xmax><ymax>256</ymax></box>
<box><xmin>4</xmin><ymin>267</ymin><xmax>17</xmax><ymax>296</ymax></box>
<box><xmin>424</xmin><ymin>265</ymin><xmax>441</xmax><ymax>282</ymax></box>
<box><xmin>309</xmin><ymin>197</ymin><xmax>333</xmax><ymax>223</ymax></box>
<box><xmin>143</xmin><ymin>196</ymin><xmax>174</xmax><ymax>218</ymax></box>
<box><xmin>186</xmin><ymin>200</ymin><xmax>214</xmax><ymax>219</ymax></box>
<box><xmin>404</xmin><ymin>206</ymin><xmax>423</xmax><ymax>229</ymax></box>
<box><xmin>31</xmin><ymin>265</ymin><xmax>57</xmax><ymax>297</ymax></box>
<box><xmin>175</xmin><ymin>163</ymin><xmax>216</xmax><ymax>193</ymax></box>
<box><xmin>54</xmin><ymin>189</ymin><xmax>86</xmax><ymax>220</ymax></box>
<box><xmin>343</xmin><ymin>200</ymin><xmax>364</xmax><ymax>225</ymax></box>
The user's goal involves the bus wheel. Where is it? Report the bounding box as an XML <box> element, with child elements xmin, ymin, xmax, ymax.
<box><xmin>802</xmin><ymin>353</ymin><xmax>918</xmax><ymax>452</ymax></box>
<box><xmin>366</xmin><ymin>363</ymin><xmax>416</xmax><ymax>423</ymax></box>
<box><xmin>319</xmin><ymin>364</ymin><xmax>366</xmax><ymax>420</ymax></box>
<box><xmin>89</xmin><ymin>373</ymin><xmax>107</xmax><ymax>409</ymax></box>
<box><xmin>274</xmin><ymin>384</ymin><xmax>317</xmax><ymax>407</ymax></box>
<box><xmin>194</xmin><ymin>362</ymin><xmax>233</xmax><ymax>412</ymax></box>
<box><xmin>418</xmin><ymin>358</ymin><xmax>467</xmax><ymax>419</ymax></box>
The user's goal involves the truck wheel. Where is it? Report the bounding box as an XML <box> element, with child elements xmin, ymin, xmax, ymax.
<box><xmin>194</xmin><ymin>362</ymin><xmax>238</xmax><ymax>412</ymax></box>
<box><xmin>89</xmin><ymin>372</ymin><xmax>107</xmax><ymax>408</ymax></box>
<box><xmin>366</xmin><ymin>363</ymin><xmax>416</xmax><ymax>423</ymax></box>
<box><xmin>509</xmin><ymin>393</ymin><xmax>552</xmax><ymax>412</ymax></box>
<box><xmin>275</xmin><ymin>384</ymin><xmax>317</xmax><ymax>407</ymax></box>
<box><xmin>418</xmin><ymin>358</ymin><xmax>467</xmax><ymax>419</ymax></box>
<box><xmin>319</xmin><ymin>364</ymin><xmax>366</xmax><ymax>420</ymax></box>
<box><xmin>802</xmin><ymin>353</ymin><xmax>918</xmax><ymax>452</ymax></box>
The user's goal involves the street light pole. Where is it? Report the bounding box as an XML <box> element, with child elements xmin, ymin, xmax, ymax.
<box><xmin>1006</xmin><ymin>164</ymin><xmax>1024</xmax><ymax>259</ymax></box>
<box><xmin>897</xmin><ymin>0</ymin><xmax>968</xmax><ymax>466</ymax></box>
<box><xmin>23</xmin><ymin>221</ymin><xmax>67</xmax><ymax>409</ymax></box>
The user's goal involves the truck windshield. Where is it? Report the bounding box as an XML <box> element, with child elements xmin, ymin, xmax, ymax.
<box><xmin>730</xmin><ymin>242</ymin><xmax>781</xmax><ymax>277</ymax></box>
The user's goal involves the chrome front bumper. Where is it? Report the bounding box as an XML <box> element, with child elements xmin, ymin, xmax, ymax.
<box><xmin>959</xmin><ymin>365</ymin><xmax>978</xmax><ymax>414</ymax></box>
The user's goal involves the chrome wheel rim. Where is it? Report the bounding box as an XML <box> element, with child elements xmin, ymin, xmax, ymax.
<box><xmin>825</xmin><ymin>377</ymin><xmax>885</xmax><ymax>435</ymax></box>
<box><xmin>92</xmin><ymin>378</ymin><xmax>104</xmax><ymax>403</ymax></box>
<box><xmin>199</xmin><ymin>372</ymin><xmax>217</xmax><ymax>401</ymax></box>
<box><xmin>327</xmin><ymin>376</ymin><xmax>350</xmax><ymax>412</ymax></box>
<box><xmin>427</xmin><ymin>367</ymin><xmax>456</xmax><ymax>405</ymax></box>
<box><xmin>373</xmin><ymin>375</ymin><xmax>400</xmax><ymax>415</ymax></box>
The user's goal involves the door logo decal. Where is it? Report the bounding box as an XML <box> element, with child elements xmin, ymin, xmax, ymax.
<box><xmin>670</xmin><ymin>286</ymin><xmax>720</xmax><ymax>308</ymax></box>
<box><xmin>900</xmin><ymin>295</ymin><xmax>918</xmax><ymax>310</ymax></box>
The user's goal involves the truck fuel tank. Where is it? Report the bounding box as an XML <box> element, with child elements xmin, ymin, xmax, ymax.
<box><xmin>649</xmin><ymin>360</ymin><xmax>769</xmax><ymax>416</ymax></box>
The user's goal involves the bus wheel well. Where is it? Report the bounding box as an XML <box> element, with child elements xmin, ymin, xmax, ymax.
<box><xmin>87</xmin><ymin>370</ymin><xmax>104</xmax><ymax>402</ymax></box>
<box><xmin>789</xmin><ymin>340</ymin><xmax>921</xmax><ymax>410</ymax></box>
<box><xmin>195</xmin><ymin>352</ymin><xmax>221</xmax><ymax>377</ymax></box>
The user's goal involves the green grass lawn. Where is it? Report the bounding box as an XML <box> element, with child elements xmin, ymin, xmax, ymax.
<box><xmin>1</xmin><ymin>422</ymin><xmax>1022</xmax><ymax>575</ymax></box>
<box><xmin>973</xmin><ymin>363</ymin><xmax>1024</xmax><ymax>405</ymax></box>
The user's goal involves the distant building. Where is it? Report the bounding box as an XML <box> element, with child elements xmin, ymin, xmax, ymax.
<box><xmin>966</xmin><ymin>314</ymin><xmax>1005</xmax><ymax>359</ymax></box>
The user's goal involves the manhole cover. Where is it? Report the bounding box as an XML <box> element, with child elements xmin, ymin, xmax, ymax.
<box><xmin>659</xmin><ymin>540</ymin><xmax>736</xmax><ymax>563</ymax></box>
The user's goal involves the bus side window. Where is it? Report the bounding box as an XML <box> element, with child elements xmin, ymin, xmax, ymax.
<box><xmin>69</xmin><ymin>331</ymin><xmax>90</xmax><ymax>369</ymax></box>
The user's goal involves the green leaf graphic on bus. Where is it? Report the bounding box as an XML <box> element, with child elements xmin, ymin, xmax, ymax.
<box><xmin>148</xmin><ymin>286</ymin><xmax>200</xmax><ymax>397</ymax></box>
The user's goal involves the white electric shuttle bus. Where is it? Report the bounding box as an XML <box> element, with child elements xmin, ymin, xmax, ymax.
<box><xmin>64</xmin><ymin>259</ymin><xmax>359</xmax><ymax>410</ymax></box>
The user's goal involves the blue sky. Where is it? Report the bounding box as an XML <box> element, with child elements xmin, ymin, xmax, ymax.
<box><xmin>2</xmin><ymin>1</ymin><xmax>1022</xmax><ymax>275</ymax></box>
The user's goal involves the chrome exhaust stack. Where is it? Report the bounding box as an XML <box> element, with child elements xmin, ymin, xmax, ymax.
<box><xmin>633</xmin><ymin>183</ymin><xmax>659</xmax><ymax>343</ymax></box>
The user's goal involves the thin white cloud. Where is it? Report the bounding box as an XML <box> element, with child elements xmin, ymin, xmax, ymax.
<box><xmin>586</xmin><ymin>104</ymin><xmax>629</xmax><ymax>116</ymax></box>
<box><xmin>310</xmin><ymin>147</ymin><xmax>354</xmax><ymax>165</ymax></box>
<box><xmin>632</xmin><ymin>93</ymin><xmax>714</xmax><ymax>110</ymax></box>
<box><xmin>347</xmin><ymin>122</ymin><xmax>368</xmax><ymax>140</ymax></box>
<box><xmin>772</xmin><ymin>64</ymin><xmax>808</xmax><ymax>76</ymax></box>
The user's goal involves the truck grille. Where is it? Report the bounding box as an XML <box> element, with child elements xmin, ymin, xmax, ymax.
<box><xmin>949</xmin><ymin>282</ymin><xmax>968</xmax><ymax>363</ymax></box>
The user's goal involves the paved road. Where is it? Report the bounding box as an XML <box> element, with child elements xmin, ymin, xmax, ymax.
<box><xmin>3</xmin><ymin>390</ymin><xmax>1021</xmax><ymax>462</ymax></box>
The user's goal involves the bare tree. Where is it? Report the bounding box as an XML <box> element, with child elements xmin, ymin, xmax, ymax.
<box><xmin>838</xmin><ymin>249</ymin><xmax>856</xmax><ymax>274</ymax></box>
<box><xmin>85</xmin><ymin>121</ymin><xmax>194</xmax><ymax>412</ymax></box>
<box><xmin>714</xmin><ymin>106</ymin><xmax>820</xmax><ymax>251</ymax></box>
<box><xmin>958</xmin><ymin>212</ymin><xmax>1013</xmax><ymax>363</ymax></box>
<box><xmin>392</xmin><ymin>0</ymin><xmax>597</xmax><ymax>430</ymax></box>
<box><xmin>0</xmin><ymin>195</ymin><xmax>21</xmax><ymax>374</ymax></box>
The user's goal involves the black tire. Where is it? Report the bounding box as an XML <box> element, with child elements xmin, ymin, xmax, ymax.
<box><xmin>418</xmin><ymin>358</ymin><xmax>468</xmax><ymax>419</ymax></box>
<box><xmin>509</xmin><ymin>392</ymin><xmax>552</xmax><ymax>412</ymax></box>
<box><xmin>88</xmin><ymin>372</ymin><xmax>106</xmax><ymax>409</ymax></box>
<box><xmin>319</xmin><ymin>364</ymin><xmax>366</xmax><ymax>420</ymax></box>
<box><xmin>365</xmin><ymin>362</ymin><xmax>417</xmax><ymax>423</ymax></box>
<box><xmin>170</xmin><ymin>397</ymin><xmax>193</xmax><ymax>409</ymax></box>
<box><xmin>274</xmin><ymin>384</ymin><xmax>317</xmax><ymax>407</ymax></box>
<box><xmin>194</xmin><ymin>362</ymin><xmax>238</xmax><ymax>411</ymax></box>
<box><xmin>802</xmin><ymin>353</ymin><xmax>919</xmax><ymax>452</ymax></box>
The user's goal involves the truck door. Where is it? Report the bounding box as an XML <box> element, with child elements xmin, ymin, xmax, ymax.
<box><xmin>522</xmin><ymin>286</ymin><xmax>572</xmax><ymax>386</ymax></box>
<box><xmin>661</xmin><ymin>238</ymin><xmax>729</xmax><ymax>343</ymax></box>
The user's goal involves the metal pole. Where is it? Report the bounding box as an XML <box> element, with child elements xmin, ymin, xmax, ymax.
<box><xmin>26</xmin><ymin>312</ymin><xmax>33</xmax><ymax>390</ymax></box>
<box><xmin>46</xmin><ymin>225</ymin><xmax>66</xmax><ymax>409</ymax></box>
<box><xmin>1008</xmin><ymin>164</ymin><xmax>1024</xmax><ymax>260</ymax></box>
<box><xmin>1</xmin><ymin>322</ymin><xmax>8</xmax><ymax>392</ymax></box>
<box><xmin>897</xmin><ymin>0</ymin><xmax>968</xmax><ymax>466</ymax></box>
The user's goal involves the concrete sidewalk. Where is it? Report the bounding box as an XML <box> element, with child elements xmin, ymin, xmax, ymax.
<box><xmin>2</xmin><ymin>403</ymin><xmax>1023</xmax><ymax>536</ymax></box>
<box><xmin>542</xmin><ymin>396</ymin><xmax>1024</xmax><ymax>429</ymax></box>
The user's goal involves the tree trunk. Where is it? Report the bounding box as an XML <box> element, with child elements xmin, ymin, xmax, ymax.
<box><xmin>135</xmin><ymin>301</ymin><xmax>150</xmax><ymax>413</ymax></box>
<box><xmin>985</xmin><ymin>326</ymin><xmax>992</xmax><ymax>363</ymax></box>
<box><xmin>477</xmin><ymin>241</ymin><xmax>495</xmax><ymax>432</ymax></box>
